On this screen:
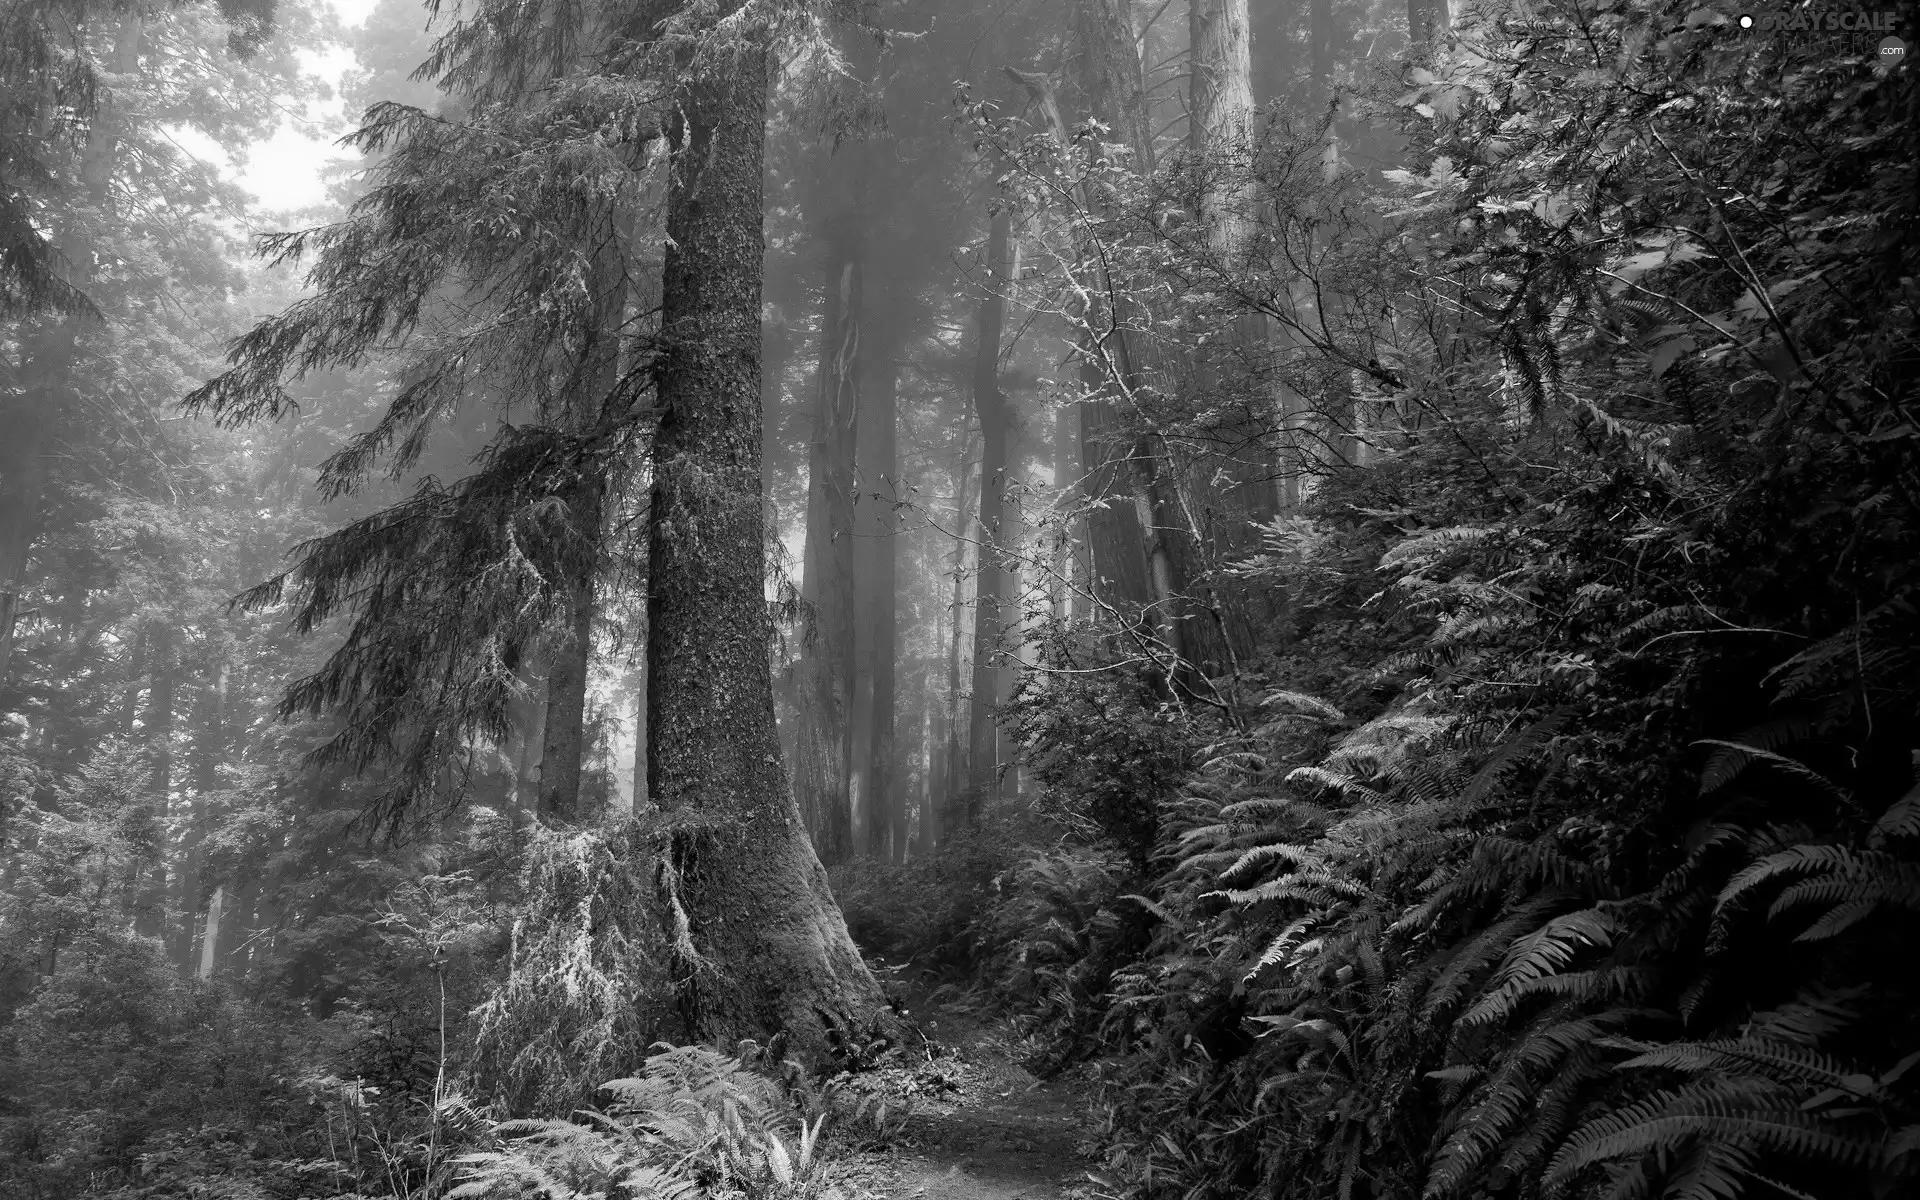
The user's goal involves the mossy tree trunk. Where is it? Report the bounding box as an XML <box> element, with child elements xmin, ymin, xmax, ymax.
<box><xmin>644</xmin><ymin>4</ymin><xmax>888</xmax><ymax>1062</ymax></box>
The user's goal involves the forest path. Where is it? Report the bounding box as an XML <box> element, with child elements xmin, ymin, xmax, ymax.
<box><xmin>831</xmin><ymin>975</ymin><xmax>1100</xmax><ymax>1200</ymax></box>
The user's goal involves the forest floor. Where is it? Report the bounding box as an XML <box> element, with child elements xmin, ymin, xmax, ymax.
<box><xmin>826</xmin><ymin>970</ymin><xmax>1105</xmax><ymax>1200</ymax></box>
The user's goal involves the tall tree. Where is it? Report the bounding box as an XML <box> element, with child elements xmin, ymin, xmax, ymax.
<box><xmin>643</xmin><ymin>0</ymin><xmax>889</xmax><ymax>1058</ymax></box>
<box><xmin>965</xmin><ymin>209</ymin><xmax>1012</xmax><ymax>817</ymax></box>
<box><xmin>853</xmin><ymin>319</ymin><xmax>902</xmax><ymax>860</ymax></box>
<box><xmin>795</xmin><ymin>237</ymin><xmax>861</xmax><ymax>863</ymax></box>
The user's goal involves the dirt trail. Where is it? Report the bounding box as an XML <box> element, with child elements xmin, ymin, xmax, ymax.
<box><xmin>831</xmin><ymin>980</ymin><xmax>1100</xmax><ymax>1200</ymax></box>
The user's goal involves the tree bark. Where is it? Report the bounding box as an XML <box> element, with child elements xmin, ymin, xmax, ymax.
<box><xmin>1191</xmin><ymin>0</ymin><xmax>1254</xmax><ymax>164</ymax></box>
<box><xmin>537</xmin><ymin>480</ymin><xmax>599</xmax><ymax>824</ymax></box>
<box><xmin>795</xmin><ymin>250</ymin><xmax>860</xmax><ymax>864</ymax></box>
<box><xmin>197</xmin><ymin>886</ymin><xmax>223</xmax><ymax>981</ymax></box>
<box><xmin>854</xmin><ymin>338</ymin><xmax>900</xmax><ymax>860</ymax></box>
<box><xmin>176</xmin><ymin>657</ymin><xmax>228</xmax><ymax>973</ymax></box>
<box><xmin>536</xmin><ymin>236</ymin><xmax>631</xmax><ymax>824</ymax></box>
<box><xmin>1191</xmin><ymin>0</ymin><xmax>1276</xmax><ymax>653</ymax></box>
<box><xmin>645</xmin><ymin>4</ymin><xmax>887</xmax><ymax>1062</ymax></box>
<box><xmin>508</xmin><ymin>660</ymin><xmax>548</xmax><ymax>821</ymax></box>
<box><xmin>966</xmin><ymin>209</ymin><xmax>1012</xmax><ymax>819</ymax></box>
<box><xmin>939</xmin><ymin>435</ymin><xmax>977</xmax><ymax>839</ymax></box>
<box><xmin>140</xmin><ymin>623</ymin><xmax>175</xmax><ymax>943</ymax></box>
<box><xmin>1074</xmin><ymin>0</ymin><xmax>1155</xmax><ymax>171</ymax></box>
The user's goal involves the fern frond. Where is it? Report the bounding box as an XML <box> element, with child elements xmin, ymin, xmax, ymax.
<box><xmin>1694</xmin><ymin>739</ymin><xmax>1848</xmax><ymax>802</ymax></box>
<box><xmin>1870</xmin><ymin>783</ymin><xmax>1920</xmax><ymax>848</ymax></box>
<box><xmin>1605</xmin><ymin>1037</ymin><xmax>1858</xmax><ymax>1090</ymax></box>
<box><xmin>1260</xmin><ymin>690</ymin><xmax>1346</xmax><ymax>720</ymax></box>
<box><xmin>1716</xmin><ymin>844</ymin><xmax>1891</xmax><ymax>914</ymax></box>
<box><xmin>1422</xmin><ymin>893</ymin><xmax>1565</xmax><ymax>1019</ymax></box>
<box><xmin>1378</xmin><ymin>526</ymin><xmax>1499</xmax><ymax>572</ymax></box>
<box><xmin>1285</xmin><ymin>765</ymin><xmax>1389</xmax><ymax>804</ymax></box>
<box><xmin>1454</xmin><ymin>708</ymin><xmax>1573</xmax><ymax>808</ymax></box>
<box><xmin>1219</xmin><ymin>841</ymin><xmax>1329</xmax><ymax>885</ymax></box>
<box><xmin>1461</xmin><ymin>908</ymin><xmax>1616</xmax><ymax>1028</ymax></box>
<box><xmin>1547</xmin><ymin>1098</ymin><xmax>1880</xmax><ymax>1191</ymax></box>
<box><xmin>1245</xmin><ymin>911</ymin><xmax>1328</xmax><ymax>981</ymax></box>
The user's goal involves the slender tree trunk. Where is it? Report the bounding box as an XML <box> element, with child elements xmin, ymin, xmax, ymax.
<box><xmin>965</xmin><ymin>210</ymin><xmax>1012</xmax><ymax>819</ymax></box>
<box><xmin>854</xmin><ymin>342</ymin><xmax>900</xmax><ymax>860</ymax></box>
<box><xmin>508</xmin><ymin>660</ymin><xmax>547</xmax><ymax>821</ymax></box>
<box><xmin>139</xmin><ymin>624</ymin><xmax>175</xmax><ymax>943</ymax></box>
<box><xmin>1250</xmin><ymin>0</ymin><xmax>1294</xmax><ymax>107</ymax></box>
<box><xmin>645</xmin><ymin>6</ymin><xmax>887</xmax><ymax>1061</ymax></box>
<box><xmin>175</xmin><ymin>658</ymin><xmax>228</xmax><ymax>973</ymax></box>
<box><xmin>630</xmin><ymin>668</ymin><xmax>648</xmax><ymax>811</ymax></box>
<box><xmin>1048</xmin><ymin>23</ymin><xmax>1208</xmax><ymax>669</ymax></box>
<box><xmin>537</xmin><ymin>481</ymin><xmax>599</xmax><ymax>824</ymax></box>
<box><xmin>537</xmin><ymin>239</ymin><xmax>631</xmax><ymax>823</ymax></box>
<box><xmin>1077</xmin><ymin>380</ymin><xmax>1154</xmax><ymax>615</ymax></box>
<box><xmin>1311</xmin><ymin>0</ymin><xmax>1333</xmax><ymax>103</ymax></box>
<box><xmin>197</xmin><ymin>886</ymin><xmax>223</xmax><ymax>981</ymax></box>
<box><xmin>912</xmin><ymin>700</ymin><xmax>931</xmax><ymax>860</ymax></box>
<box><xmin>940</xmin><ymin>435</ymin><xmax>977</xmax><ymax>838</ymax></box>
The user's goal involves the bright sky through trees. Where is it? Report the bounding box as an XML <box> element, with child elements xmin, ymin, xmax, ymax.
<box><xmin>173</xmin><ymin>0</ymin><xmax>378</xmax><ymax>213</ymax></box>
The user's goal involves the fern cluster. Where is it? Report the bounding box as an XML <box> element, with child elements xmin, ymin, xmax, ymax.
<box><xmin>451</xmin><ymin>1045</ymin><xmax>840</xmax><ymax>1200</ymax></box>
<box><xmin>976</xmin><ymin>0</ymin><xmax>1920</xmax><ymax>1192</ymax></box>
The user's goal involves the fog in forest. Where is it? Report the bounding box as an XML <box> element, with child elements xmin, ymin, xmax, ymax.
<box><xmin>3</xmin><ymin>0</ymin><xmax>1916</xmax><ymax>1197</ymax></box>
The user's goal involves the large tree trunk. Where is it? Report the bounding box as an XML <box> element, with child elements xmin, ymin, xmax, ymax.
<box><xmin>794</xmin><ymin>247</ymin><xmax>860</xmax><ymax>864</ymax></box>
<box><xmin>1191</xmin><ymin>0</ymin><xmax>1253</xmax><ymax>166</ymax></box>
<box><xmin>1073</xmin><ymin>0</ymin><xmax>1155</xmax><ymax>170</ymax></box>
<box><xmin>1191</xmin><ymin>0</ymin><xmax>1275</xmax><ymax>656</ymax></box>
<box><xmin>644</xmin><ymin>5</ymin><xmax>887</xmax><ymax>1061</ymax></box>
<box><xmin>965</xmin><ymin>210</ymin><xmax>1012</xmax><ymax>819</ymax></box>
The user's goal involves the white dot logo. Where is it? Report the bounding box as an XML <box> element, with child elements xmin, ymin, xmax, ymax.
<box><xmin>1738</xmin><ymin>12</ymin><xmax>1755</xmax><ymax>27</ymax></box>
